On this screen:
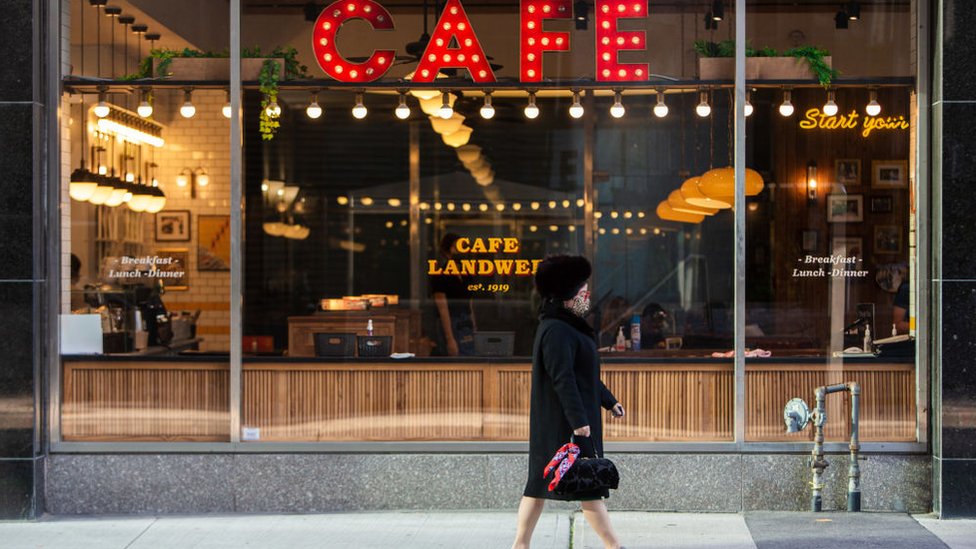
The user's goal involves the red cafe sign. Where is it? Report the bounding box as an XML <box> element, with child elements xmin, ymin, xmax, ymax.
<box><xmin>311</xmin><ymin>0</ymin><xmax>650</xmax><ymax>83</ymax></box>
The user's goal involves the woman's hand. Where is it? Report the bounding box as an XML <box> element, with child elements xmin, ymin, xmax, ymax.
<box><xmin>611</xmin><ymin>403</ymin><xmax>626</xmax><ymax>419</ymax></box>
<box><xmin>446</xmin><ymin>339</ymin><xmax>460</xmax><ymax>356</ymax></box>
<box><xmin>573</xmin><ymin>425</ymin><xmax>591</xmax><ymax>437</ymax></box>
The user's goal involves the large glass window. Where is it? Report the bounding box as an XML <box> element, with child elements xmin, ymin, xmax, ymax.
<box><xmin>55</xmin><ymin>0</ymin><xmax>923</xmax><ymax>448</ymax></box>
<box><xmin>744</xmin><ymin>1</ymin><xmax>917</xmax><ymax>442</ymax></box>
<box><xmin>60</xmin><ymin>0</ymin><xmax>231</xmax><ymax>441</ymax></box>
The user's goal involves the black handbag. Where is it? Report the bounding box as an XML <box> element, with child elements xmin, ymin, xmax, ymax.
<box><xmin>546</xmin><ymin>435</ymin><xmax>620</xmax><ymax>496</ymax></box>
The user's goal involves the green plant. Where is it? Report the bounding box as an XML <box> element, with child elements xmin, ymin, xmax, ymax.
<box><xmin>127</xmin><ymin>46</ymin><xmax>310</xmax><ymax>139</ymax></box>
<box><xmin>693</xmin><ymin>40</ymin><xmax>838</xmax><ymax>86</ymax></box>
<box><xmin>783</xmin><ymin>46</ymin><xmax>838</xmax><ymax>88</ymax></box>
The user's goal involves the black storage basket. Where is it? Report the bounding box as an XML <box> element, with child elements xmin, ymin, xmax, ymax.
<box><xmin>313</xmin><ymin>333</ymin><xmax>357</xmax><ymax>357</ymax></box>
<box><xmin>356</xmin><ymin>335</ymin><xmax>392</xmax><ymax>357</ymax></box>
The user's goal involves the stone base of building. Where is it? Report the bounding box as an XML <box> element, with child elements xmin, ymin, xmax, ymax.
<box><xmin>44</xmin><ymin>453</ymin><xmax>931</xmax><ymax>515</ymax></box>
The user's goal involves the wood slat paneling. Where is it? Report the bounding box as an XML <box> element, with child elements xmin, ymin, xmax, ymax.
<box><xmin>746</xmin><ymin>364</ymin><xmax>916</xmax><ymax>441</ymax></box>
<box><xmin>61</xmin><ymin>359</ymin><xmax>915</xmax><ymax>444</ymax></box>
<box><xmin>62</xmin><ymin>361</ymin><xmax>230</xmax><ymax>442</ymax></box>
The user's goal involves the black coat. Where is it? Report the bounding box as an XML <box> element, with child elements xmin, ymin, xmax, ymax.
<box><xmin>523</xmin><ymin>305</ymin><xmax>618</xmax><ymax>500</ymax></box>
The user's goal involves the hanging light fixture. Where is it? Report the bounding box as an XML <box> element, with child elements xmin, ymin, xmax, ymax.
<box><xmin>395</xmin><ymin>92</ymin><xmax>411</xmax><ymax>119</ymax></box>
<box><xmin>127</xmin><ymin>181</ymin><xmax>154</xmax><ymax>212</ymax></box>
<box><xmin>480</xmin><ymin>92</ymin><xmax>495</xmax><ymax>119</ymax></box>
<box><xmin>93</xmin><ymin>90</ymin><xmax>110</xmax><ymax>118</ymax></box>
<box><xmin>180</xmin><ymin>88</ymin><xmax>196</xmax><ymax>118</ymax></box>
<box><xmin>696</xmin><ymin>90</ymin><xmax>711</xmax><ymax>117</ymax></box>
<box><xmin>265</xmin><ymin>96</ymin><xmax>282</xmax><ymax>118</ymax></box>
<box><xmin>779</xmin><ymin>89</ymin><xmax>795</xmax><ymax>117</ymax></box>
<box><xmin>524</xmin><ymin>91</ymin><xmax>540</xmax><ymax>119</ymax></box>
<box><xmin>846</xmin><ymin>1</ymin><xmax>861</xmax><ymax>20</ymax></box>
<box><xmin>569</xmin><ymin>90</ymin><xmax>584</xmax><ymax>119</ymax></box>
<box><xmin>430</xmin><ymin>113</ymin><xmax>465</xmax><ymax>135</ymax></box>
<box><xmin>222</xmin><ymin>90</ymin><xmax>232</xmax><ymax>119</ymax></box>
<box><xmin>835</xmin><ymin>9</ymin><xmax>849</xmax><ymax>29</ymax></box>
<box><xmin>136</xmin><ymin>88</ymin><xmax>153</xmax><ymax>117</ymax></box>
<box><xmin>744</xmin><ymin>90</ymin><xmax>754</xmax><ymax>117</ymax></box>
<box><xmin>437</xmin><ymin>92</ymin><xmax>454</xmax><ymax>120</ymax></box>
<box><xmin>609</xmin><ymin>90</ymin><xmax>625</xmax><ymax>118</ymax></box>
<box><xmin>144</xmin><ymin>185</ymin><xmax>167</xmax><ymax>213</ymax></box>
<box><xmin>711</xmin><ymin>0</ymin><xmax>724</xmax><ymax>21</ymax></box>
<box><xmin>865</xmin><ymin>89</ymin><xmax>881</xmax><ymax>116</ymax></box>
<box><xmin>352</xmin><ymin>92</ymin><xmax>368</xmax><ymax>119</ymax></box>
<box><xmin>442</xmin><ymin>125</ymin><xmax>473</xmax><ymax>148</ymax></box>
<box><xmin>653</xmin><ymin>90</ymin><xmax>669</xmax><ymax>118</ymax></box>
<box><xmin>823</xmin><ymin>89</ymin><xmax>839</xmax><ymax>116</ymax></box>
<box><xmin>70</xmin><ymin>112</ymin><xmax>100</xmax><ymax>202</ymax></box>
<box><xmin>306</xmin><ymin>92</ymin><xmax>323</xmax><ymax>119</ymax></box>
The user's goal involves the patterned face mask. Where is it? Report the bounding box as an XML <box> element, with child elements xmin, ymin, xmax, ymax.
<box><xmin>570</xmin><ymin>289</ymin><xmax>591</xmax><ymax>318</ymax></box>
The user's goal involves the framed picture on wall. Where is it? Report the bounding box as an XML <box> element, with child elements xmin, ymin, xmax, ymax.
<box><xmin>870</xmin><ymin>195</ymin><xmax>893</xmax><ymax>213</ymax></box>
<box><xmin>801</xmin><ymin>229</ymin><xmax>818</xmax><ymax>252</ymax></box>
<box><xmin>153</xmin><ymin>248</ymin><xmax>189</xmax><ymax>291</ymax></box>
<box><xmin>826</xmin><ymin>194</ymin><xmax>863</xmax><ymax>223</ymax></box>
<box><xmin>831</xmin><ymin>237</ymin><xmax>864</xmax><ymax>266</ymax></box>
<box><xmin>155</xmin><ymin>210</ymin><xmax>191</xmax><ymax>242</ymax></box>
<box><xmin>198</xmin><ymin>215</ymin><xmax>231</xmax><ymax>271</ymax></box>
<box><xmin>874</xmin><ymin>225</ymin><xmax>903</xmax><ymax>254</ymax></box>
<box><xmin>835</xmin><ymin>159</ymin><xmax>861</xmax><ymax>186</ymax></box>
<box><xmin>872</xmin><ymin>160</ymin><xmax>908</xmax><ymax>188</ymax></box>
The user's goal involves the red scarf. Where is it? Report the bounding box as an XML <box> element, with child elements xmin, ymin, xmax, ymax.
<box><xmin>543</xmin><ymin>443</ymin><xmax>580</xmax><ymax>491</ymax></box>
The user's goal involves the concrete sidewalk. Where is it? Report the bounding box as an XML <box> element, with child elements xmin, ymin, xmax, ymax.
<box><xmin>0</xmin><ymin>511</ymin><xmax>973</xmax><ymax>549</ymax></box>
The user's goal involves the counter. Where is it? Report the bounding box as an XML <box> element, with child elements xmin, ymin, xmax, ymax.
<box><xmin>60</xmin><ymin>354</ymin><xmax>916</xmax><ymax>444</ymax></box>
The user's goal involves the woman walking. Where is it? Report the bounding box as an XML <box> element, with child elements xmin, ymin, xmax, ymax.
<box><xmin>512</xmin><ymin>255</ymin><xmax>626</xmax><ymax>549</ymax></box>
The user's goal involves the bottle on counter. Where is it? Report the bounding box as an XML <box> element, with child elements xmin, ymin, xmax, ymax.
<box><xmin>892</xmin><ymin>323</ymin><xmax>898</xmax><ymax>337</ymax></box>
<box><xmin>863</xmin><ymin>324</ymin><xmax>872</xmax><ymax>352</ymax></box>
<box><xmin>630</xmin><ymin>314</ymin><xmax>641</xmax><ymax>351</ymax></box>
<box><xmin>367</xmin><ymin>318</ymin><xmax>374</xmax><ymax>337</ymax></box>
<box><xmin>615</xmin><ymin>326</ymin><xmax>626</xmax><ymax>352</ymax></box>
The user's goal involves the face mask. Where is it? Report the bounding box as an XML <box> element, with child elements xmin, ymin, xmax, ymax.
<box><xmin>569</xmin><ymin>290</ymin><xmax>590</xmax><ymax>318</ymax></box>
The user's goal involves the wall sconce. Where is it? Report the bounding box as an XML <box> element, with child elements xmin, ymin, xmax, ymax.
<box><xmin>806</xmin><ymin>160</ymin><xmax>818</xmax><ymax>201</ymax></box>
<box><xmin>176</xmin><ymin>167</ymin><xmax>209</xmax><ymax>198</ymax></box>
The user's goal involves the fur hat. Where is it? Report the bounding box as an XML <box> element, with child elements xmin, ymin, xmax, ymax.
<box><xmin>535</xmin><ymin>255</ymin><xmax>591</xmax><ymax>300</ymax></box>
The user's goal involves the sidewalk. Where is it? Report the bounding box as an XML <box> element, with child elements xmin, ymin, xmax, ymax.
<box><xmin>1</xmin><ymin>511</ymin><xmax>974</xmax><ymax>549</ymax></box>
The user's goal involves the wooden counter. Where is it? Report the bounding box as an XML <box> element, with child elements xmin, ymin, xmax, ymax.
<box><xmin>61</xmin><ymin>356</ymin><xmax>917</xmax><ymax>443</ymax></box>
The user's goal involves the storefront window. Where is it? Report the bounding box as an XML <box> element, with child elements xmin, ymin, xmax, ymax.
<box><xmin>55</xmin><ymin>0</ymin><xmax>922</xmax><ymax>447</ymax></box>
<box><xmin>60</xmin><ymin>1</ymin><xmax>231</xmax><ymax>441</ymax></box>
<box><xmin>744</xmin><ymin>1</ymin><xmax>917</xmax><ymax>442</ymax></box>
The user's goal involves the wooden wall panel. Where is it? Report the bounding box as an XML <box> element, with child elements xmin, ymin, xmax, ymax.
<box><xmin>746</xmin><ymin>364</ymin><xmax>916</xmax><ymax>441</ymax></box>
<box><xmin>61</xmin><ymin>360</ymin><xmax>915</xmax><ymax>444</ymax></box>
<box><xmin>62</xmin><ymin>361</ymin><xmax>229</xmax><ymax>442</ymax></box>
<box><xmin>242</xmin><ymin>364</ymin><xmax>485</xmax><ymax>441</ymax></box>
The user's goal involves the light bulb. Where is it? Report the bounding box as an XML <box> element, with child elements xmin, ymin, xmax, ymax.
<box><xmin>306</xmin><ymin>101</ymin><xmax>323</xmax><ymax>119</ymax></box>
<box><xmin>395</xmin><ymin>94</ymin><xmax>411</xmax><ymax>119</ymax></box>
<box><xmin>265</xmin><ymin>100</ymin><xmax>281</xmax><ymax>118</ymax></box>
<box><xmin>352</xmin><ymin>93</ymin><xmax>367</xmax><ymax>119</ymax></box>
<box><xmin>524</xmin><ymin>93</ymin><xmax>539</xmax><ymax>119</ymax></box>
<box><xmin>823</xmin><ymin>90</ymin><xmax>838</xmax><ymax>116</ymax></box>
<box><xmin>866</xmin><ymin>90</ymin><xmax>881</xmax><ymax>116</ymax></box>
<box><xmin>610</xmin><ymin>92</ymin><xmax>625</xmax><ymax>118</ymax></box>
<box><xmin>137</xmin><ymin>101</ymin><xmax>153</xmax><ymax>118</ymax></box>
<box><xmin>176</xmin><ymin>172</ymin><xmax>189</xmax><ymax>187</ymax></box>
<box><xmin>779</xmin><ymin>90</ymin><xmax>794</xmax><ymax>117</ymax></box>
<box><xmin>437</xmin><ymin>92</ymin><xmax>454</xmax><ymax>119</ymax></box>
<box><xmin>222</xmin><ymin>103</ymin><xmax>232</xmax><ymax>118</ymax></box>
<box><xmin>696</xmin><ymin>92</ymin><xmax>711</xmax><ymax>117</ymax></box>
<box><xmin>744</xmin><ymin>92</ymin><xmax>754</xmax><ymax>117</ymax></box>
<box><xmin>125</xmin><ymin>172</ymin><xmax>135</xmax><ymax>183</ymax></box>
<box><xmin>93</xmin><ymin>96</ymin><xmax>110</xmax><ymax>118</ymax></box>
<box><xmin>197</xmin><ymin>172</ymin><xmax>209</xmax><ymax>187</ymax></box>
<box><xmin>480</xmin><ymin>94</ymin><xmax>495</xmax><ymax>119</ymax></box>
<box><xmin>569</xmin><ymin>92</ymin><xmax>584</xmax><ymax>119</ymax></box>
<box><xmin>653</xmin><ymin>91</ymin><xmax>668</xmax><ymax>118</ymax></box>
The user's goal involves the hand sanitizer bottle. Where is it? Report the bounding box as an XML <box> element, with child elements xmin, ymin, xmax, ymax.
<box><xmin>630</xmin><ymin>315</ymin><xmax>641</xmax><ymax>351</ymax></box>
<box><xmin>892</xmin><ymin>323</ymin><xmax>898</xmax><ymax>337</ymax></box>
<box><xmin>863</xmin><ymin>324</ymin><xmax>872</xmax><ymax>352</ymax></box>
<box><xmin>615</xmin><ymin>326</ymin><xmax>626</xmax><ymax>352</ymax></box>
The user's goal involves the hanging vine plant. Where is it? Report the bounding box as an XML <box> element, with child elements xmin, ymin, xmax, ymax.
<box><xmin>127</xmin><ymin>46</ymin><xmax>309</xmax><ymax>140</ymax></box>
